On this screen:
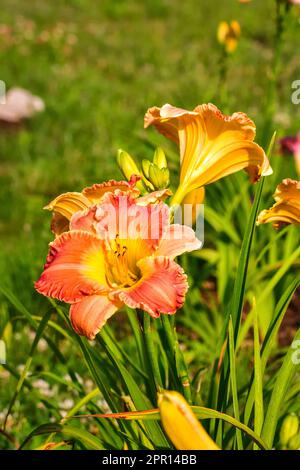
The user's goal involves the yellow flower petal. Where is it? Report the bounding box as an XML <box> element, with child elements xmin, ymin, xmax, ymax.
<box><xmin>217</xmin><ymin>21</ymin><xmax>241</xmax><ymax>53</ymax></box>
<box><xmin>44</xmin><ymin>192</ymin><xmax>91</xmax><ymax>236</ymax></box>
<box><xmin>217</xmin><ymin>21</ymin><xmax>230</xmax><ymax>44</ymax></box>
<box><xmin>158</xmin><ymin>391</ymin><xmax>220</xmax><ymax>450</ymax></box>
<box><xmin>257</xmin><ymin>179</ymin><xmax>300</xmax><ymax>228</ymax></box>
<box><xmin>44</xmin><ymin>192</ymin><xmax>91</xmax><ymax>220</ymax></box>
<box><xmin>145</xmin><ymin>103</ymin><xmax>272</xmax><ymax>204</ymax></box>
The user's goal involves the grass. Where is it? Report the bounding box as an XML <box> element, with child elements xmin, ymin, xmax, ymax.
<box><xmin>0</xmin><ymin>0</ymin><xmax>300</xmax><ymax>450</ymax></box>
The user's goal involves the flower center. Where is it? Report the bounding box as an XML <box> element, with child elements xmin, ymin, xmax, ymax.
<box><xmin>104</xmin><ymin>235</ymin><xmax>140</xmax><ymax>288</ymax></box>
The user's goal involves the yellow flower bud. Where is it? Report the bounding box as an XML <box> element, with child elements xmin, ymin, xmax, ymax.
<box><xmin>158</xmin><ymin>390</ymin><xmax>220</xmax><ymax>450</ymax></box>
<box><xmin>153</xmin><ymin>147</ymin><xmax>167</xmax><ymax>169</ymax></box>
<box><xmin>280</xmin><ymin>414</ymin><xmax>299</xmax><ymax>447</ymax></box>
<box><xmin>142</xmin><ymin>159</ymin><xmax>151</xmax><ymax>179</ymax></box>
<box><xmin>288</xmin><ymin>432</ymin><xmax>300</xmax><ymax>450</ymax></box>
<box><xmin>117</xmin><ymin>149</ymin><xmax>146</xmax><ymax>192</ymax></box>
<box><xmin>148</xmin><ymin>164</ymin><xmax>169</xmax><ymax>190</ymax></box>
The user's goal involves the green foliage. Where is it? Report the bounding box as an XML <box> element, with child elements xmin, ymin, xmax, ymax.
<box><xmin>0</xmin><ymin>0</ymin><xmax>300</xmax><ymax>451</ymax></box>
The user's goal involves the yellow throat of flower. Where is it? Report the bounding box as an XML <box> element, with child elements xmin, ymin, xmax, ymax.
<box><xmin>104</xmin><ymin>236</ymin><xmax>141</xmax><ymax>288</ymax></box>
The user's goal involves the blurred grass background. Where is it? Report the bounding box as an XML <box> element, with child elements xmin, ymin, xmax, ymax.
<box><xmin>0</xmin><ymin>0</ymin><xmax>300</xmax><ymax>448</ymax></box>
<box><xmin>0</xmin><ymin>0</ymin><xmax>299</xmax><ymax>295</ymax></box>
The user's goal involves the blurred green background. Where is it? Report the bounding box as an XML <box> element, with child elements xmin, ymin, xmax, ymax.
<box><xmin>0</xmin><ymin>0</ymin><xmax>300</xmax><ymax>448</ymax></box>
<box><xmin>0</xmin><ymin>0</ymin><xmax>299</xmax><ymax>297</ymax></box>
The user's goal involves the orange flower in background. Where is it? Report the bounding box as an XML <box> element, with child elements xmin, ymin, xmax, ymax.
<box><xmin>257</xmin><ymin>179</ymin><xmax>300</xmax><ymax>228</ymax></box>
<box><xmin>217</xmin><ymin>21</ymin><xmax>241</xmax><ymax>53</ymax></box>
<box><xmin>144</xmin><ymin>103</ymin><xmax>272</xmax><ymax>205</ymax></box>
<box><xmin>35</xmin><ymin>183</ymin><xmax>201</xmax><ymax>339</ymax></box>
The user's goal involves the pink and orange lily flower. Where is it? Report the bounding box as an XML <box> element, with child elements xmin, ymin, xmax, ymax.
<box><xmin>257</xmin><ymin>178</ymin><xmax>300</xmax><ymax>228</ymax></box>
<box><xmin>144</xmin><ymin>103</ymin><xmax>272</xmax><ymax>205</ymax></box>
<box><xmin>35</xmin><ymin>181</ymin><xmax>201</xmax><ymax>339</ymax></box>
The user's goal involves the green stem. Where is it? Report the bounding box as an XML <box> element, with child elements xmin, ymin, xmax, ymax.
<box><xmin>263</xmin><ymin>0</ymin><xmax>290</xmax><ymax>144</ymax></box>
<box><xmin>161</xmin><ymin>315</ymin><xmax>192</xmax><ymax>403</ymax></box>
<box><xmin>143</xmin><ymin>313</ymin><xmax>163</xmax><ymax>390</ymax></box>
<box><xmin>170</xmin><ymin>185</ymin><xmax>187</xmax><ymax>207</ymax></box>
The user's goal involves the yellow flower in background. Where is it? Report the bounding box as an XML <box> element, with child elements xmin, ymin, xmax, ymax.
<box><xmin>217</xmin><ymin>21</ymin><xmax>241</xmax><ymax>53</ymax></box>
<box><xmin>257</xmin><ymin>178</ymin><xmax>300</xmax><ymax>228</ymax></box>
<box><xmin>158</xmin><ymin>390</ymin><xmax>220</xmax><ymax>450</ymax></box>
<box><xmin>144</xmin><ymin>103</ymin><xmax>272</xmax><ymax>206</ymax></box>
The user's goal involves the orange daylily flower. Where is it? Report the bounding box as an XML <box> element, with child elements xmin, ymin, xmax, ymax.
<box><xmin>257</xmin><ymin>178</ymin><xmax>300</xmax><ymax>228</ymax></box>
<box><xmin>144</xmin><ymin>103</ymin><xmax>272</xmax><ymax>205</ymax></box>
<box><xmin>44</xmin><ymin>176</ymin><xmax>140</xmax><ymax>236</ymax></box>
<box><xmin>217</xmin><ymin>21</ymin><xmax>241</xmax><ymax>53</ymax></box>
<box><xmin>35</xmin><ymin>184</ymin><xmax>201</xmax><ymax>339</ymax></box>
<box><xmin>158</xmin><ymin>391</ymin><xmax>220</xmax><ymax>450</ymax></box>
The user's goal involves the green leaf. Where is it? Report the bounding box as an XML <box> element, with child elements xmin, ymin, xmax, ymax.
<box><xmin>228</xmin><ymin>317</ymin><xmax>243</xmax><ymax>449</ymax></box>
<box><xmin>244</xmin><ymin>277</ymin><xmax>300</xmax><ymax>424</ymax></box>
<box><xmin>253</xmin><ymin>302</ymin><xmax>264</xmax><ymax>449</ymax></box>
<box><xmin>19</xmin><ymin>423</ymin><xmax>106</xmax><ymax>450</ymax></box>
<box><xmin>3</xmin><ymin>309</ymin><xmax>52</xmax><ymax>430</ymax></box>
<box><xmin>261</xmin><ymin>327</ymin><xmax>300</xmax><ymax>448</ymax></box>
<box><xmin>86</xmin><ymin>406</ymin><xmax>269</xmax><ymax>450</ymax></box>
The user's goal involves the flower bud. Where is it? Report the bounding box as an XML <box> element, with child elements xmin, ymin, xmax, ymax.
<box><xmin>141</xmin><ymin>159</ymin><xmax>151</xmax><ymax>179</ymax></box>
<box><xmin>148</xmin><ymin>163</ymin><xmax>169</xmax><ymax>190</ymax></box>
<box><xmin>153</xmin><ymin>147</ymin><xmax>167</xmax><ymax>169</ymax></box>
<box><xmin>288</xmin><ymin>432</ymin><xmax>300</xmax><ymax>450</ymax></box>
<box><xmin>280</xmin><ymin>414</ymin><xmax>299</xmax><ymax>447</ymax></box>
<box><xmin>117</xmin><ymin>149</ymin><xmax>146</xmax><ymax>192</ymax></box>
<box><xmin>158</xmin><ymin>390</ymin><xmax>219</xmax><ymax>450</ymax></box>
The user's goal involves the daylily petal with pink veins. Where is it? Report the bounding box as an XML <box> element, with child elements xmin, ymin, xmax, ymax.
<box><xmin>156</xmin><ymin>224</ymin><xmax>202</xmax><ymax>258</ymax></box>
<box><xmin>35</xmin><ymin>231</ymin><xmax>108</xmax><ymax>302</ymax></box>
<box><xmin>70</xmin><ymin>295</ymin><xmax>120</xmax><ymax>340</ymax></box>
<box><xmin>94</xmin><ymin>192</ymin><xmax>170</xmax><ymax>245</ymax></box>
<box><xmin>70</xmin><ymin>205</ymin><xmax>98</xmax><ymax>233</ymax></box>
<box><xmin>114</xmin><ymin>256</ymin><xmax>188</xmax><ymax>317</ymax></box>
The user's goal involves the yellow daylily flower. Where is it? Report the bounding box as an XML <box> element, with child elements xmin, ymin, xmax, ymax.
<box><xmin>257</xmin><ymin>178</ymin><xmax>300</xmax><ymax>228</ymax></box>
<box><xmin>217</xmin><ymin>21</ymin><xmax>241</xmax><ymax>53</ymax></box>
<box><xmin>144</xmin><ymin>103</ymin><xmax>272</xmax><ymax>205</ymax></box>
<box><xmin>158</xmin><ymin>391</ymin><xmax>220</xmax><ymax>450</ymax></box>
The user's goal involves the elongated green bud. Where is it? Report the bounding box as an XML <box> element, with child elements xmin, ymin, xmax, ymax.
<box><xmin>148</xmin><ymin>163</ymin><xmax>169</xmax><ymax>190</ymax></box>
<box><xmin>117</xmin><ymin>149</ymin><xmax>146</xmax><ymax>192</ymax></box>
<box><xmin>280</xmin><ymin>414</ymin><xmax>299</xmax><ymax>447</ymax></box>
<box><xmin>288</xmin><ymin>432</ymin><xmax>300</xmax><ymax>450</ymax></box>
<box><xmin>141</xmin><ymin>159</ymin><xmax>151</xmax><ymax>179</ymax></box>
<box><xmin>117</xmin><ymin>149</ymin><xmax>141</xmax><ymax>179</ymax></box>
<box><xmin>153</xmin><ymin>147</ymin><xmax>167</xmax><ymax>169</ymax></box>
